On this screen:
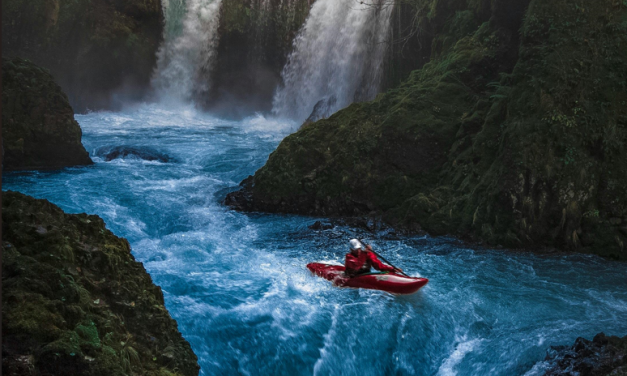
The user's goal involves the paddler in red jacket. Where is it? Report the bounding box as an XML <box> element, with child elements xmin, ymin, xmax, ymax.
<box><xmin>344</xmin><ymin>239</ymin><xmax>402</xmax><ymax>277</ymax></box>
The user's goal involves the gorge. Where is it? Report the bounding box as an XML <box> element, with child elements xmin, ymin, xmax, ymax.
<box><xmin>2</xmin><ymin>0</ymin><xmax>627</xmax><ymax>375</ymax></box>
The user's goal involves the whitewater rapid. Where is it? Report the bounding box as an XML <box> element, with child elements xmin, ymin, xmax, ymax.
<box><xmin>3</xmin><ymin>104</ymin><xmax>627</xmax><ymax>376</ymax></box>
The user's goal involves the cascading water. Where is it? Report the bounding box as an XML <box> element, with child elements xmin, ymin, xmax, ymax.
<box><xmin>152</xmin><ymin>0</ymin><xmax>223</xmax><ymax>102</ymax></box>
<box><xmin>272</xmin><ymin>0</ymin><xmax>394</xmax><ymax>121</ymax></box>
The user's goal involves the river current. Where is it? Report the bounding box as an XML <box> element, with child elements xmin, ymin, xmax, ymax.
<box><xmin>3</xmin><ymin>104</ymin><xmax>627</xmax><ymax>376</ymax></box>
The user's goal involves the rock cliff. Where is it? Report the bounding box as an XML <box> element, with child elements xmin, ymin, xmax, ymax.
<box><xmin>2</xmin><ymin>191</ymin><xmax>200</xmax><ymax>376</ymax></box>
<box><xmin>207</xmin><ymin>0</ymin><xmax>312</xmax><ymax>117</ymax></box>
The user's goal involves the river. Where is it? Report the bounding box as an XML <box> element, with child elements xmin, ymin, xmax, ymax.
<box><xmin>3</xmin><ymin>104</ymin><xmax>627</xmax><ymax>376</ymax></box>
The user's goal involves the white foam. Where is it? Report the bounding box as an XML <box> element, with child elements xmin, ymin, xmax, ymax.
<box><xmin>241</xmin><ymin>113</ymin><xmax>298</xmax><ymax>136</ymax></box>
<box><xmin>437</xmin><ymin>337</ymin><xmax>483</xmax><ymax>376</ymax></box>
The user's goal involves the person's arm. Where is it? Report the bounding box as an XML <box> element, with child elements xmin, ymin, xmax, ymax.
<box><xmin>366</xmin><ymin>250</ymin><xmax>395</xmax><ymax>272</ymax></box>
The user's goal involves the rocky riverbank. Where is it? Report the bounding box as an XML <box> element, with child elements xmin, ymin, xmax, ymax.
<box><xmin>226</xmin><ymin>0</ymin><xmax>627</xmax><ymax>260</ymax></box>
<box><xmin>2</xmin><ymin>191</ymin><xmax>199</xmax><ymax>376</ymax></box>
<box><xmin>2</xmin><ymin>58</ymin><xmax>92</xmax><ymax>171</ymax></box>
<box><xmin>541</xmin><ymin>333</ymin><xmax>627</xmax><ymax>376</ymax></box>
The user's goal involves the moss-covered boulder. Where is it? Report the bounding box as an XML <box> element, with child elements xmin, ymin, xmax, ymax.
<box><xmin>226</xmin><ymin>0</ymin><xmax>627</xmax><ymax>259</ymax></box>
<box><xmin>2</xmin><ymin>58</ymin><xmax>93</xmax><ymax>171</ymax></box>
<box><xmin>1</xmin><ymin>191</ymin><xmax>199</xmax><ymax>376</ymax></box>
<box><xmin>2</xmin><ymin>0</ymin><xmax>163</xmax><ymax>111</ymax></box>
<box><xmin>207</xmin><ymin>0</ymin><xmax>312</xmax><ymax>116</ymax></box>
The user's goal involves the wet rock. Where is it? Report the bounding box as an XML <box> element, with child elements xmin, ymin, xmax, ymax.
<box><xmin>339</xmin><ymin>217</ymin><xmax>402</xmax><ymax>239</ymax></box>
<box><xmin>542</xmin><ymin>333</ymin><xmax>627</xmax><ymax>376</ymax></box>
<box><xmin>95</xmin><ymin>146</ymin><xmax>172</xmax><ymax>163</ymax></box>
<box><xmin>2</xmin><ymin>191</ymin><xmax>200</xmax><ymax>376</ymax></box>
<box><xmin>308</xmin><ymin>221</ymin><xmax>334</xmax><ymax>230</ymax></box>
<box><xmin>301</xmin><ymin>95</ymin><xmax>337</xmax><ymax>128</ymax></box>
<box><xmin>1</xmin><ymin>354</ymin><xmax>36</xmax><ymax>376</ymax></box>
<box><xmin>2</xmin><ymin>58</ymin><xmax>93</xmax><ymax>171</ymax></box>
<box><xmin>224</xmin><ymin>175</ymin><xmax>255</xmax><ymax>211</ymax></box>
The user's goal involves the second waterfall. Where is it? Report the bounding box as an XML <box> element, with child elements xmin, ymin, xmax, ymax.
<box><xmin>152</xmin><ymin>0</ymin><xmax>223</xmax><ymax>103</ymax></box>
<box><xmin>272</xmin><ymin>0</ymin><xmax>394</xmax><ymax>122</ymax></box>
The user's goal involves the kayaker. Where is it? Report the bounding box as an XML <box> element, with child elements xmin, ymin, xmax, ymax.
<box><xmin>344</xmin><ymin>239</ymin><xmax>402</xmax><ymax>277</ymax></box>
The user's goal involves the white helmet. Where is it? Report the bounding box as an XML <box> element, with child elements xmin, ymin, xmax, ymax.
<box><xmin>349</xmin><ymin>239</ymin><xmax>363</xmax><ymax>250</ymax></box>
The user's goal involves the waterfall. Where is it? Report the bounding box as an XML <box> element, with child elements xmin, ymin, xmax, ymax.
<box><xmin>272</xmin><ymin>0</ymin><xmax>394</xmax><ymax>121</ymax></box>
<box><xmin>152</xmin><ymin>0</ymin><xmax>223</xmax><ymax>103</ymax></box>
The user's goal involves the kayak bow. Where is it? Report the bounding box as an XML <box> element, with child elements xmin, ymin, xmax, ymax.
<box><xmin>307</xmin><ymin>263</ymin><xmax>428</xmax><ymax>295</ymax></box>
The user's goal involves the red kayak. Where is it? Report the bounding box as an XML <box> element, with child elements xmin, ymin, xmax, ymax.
<box><xmin>307</xmin><ymin>263</ymin><xmax>428</xmax><ymax>295</ymax></box>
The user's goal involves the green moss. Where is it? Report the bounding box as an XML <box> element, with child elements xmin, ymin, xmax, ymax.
<box><xmin>42</xmin><ymin>331</ymin><xmax>82</xmax><ymax>357</ymax></box>
<box><xmin>239</xmin><ymin>0</ymin><xmax>627</xmax><ymax>260</ymax></box>
<box><xmin>75</xmin><ymin>321</ymin><xmax>101</xmax><ymax>350</ymax></box>
<box><xmin>1</xmin><ymin>58</ymin><xmax>93</xmax><ymax>170</ymax></box>
<box><xmin>3</xmin><ymin>293</ymin><xmax>66</xmax><ymax>342</ymax></box>
<box><xmin>2</xmin><ymin>191</ymin><xmax>200</xmax><ymax>375</ymax></box>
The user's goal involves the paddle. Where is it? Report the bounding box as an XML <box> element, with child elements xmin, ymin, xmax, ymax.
<box><xmin>358</xmin><ymin>238</ymin><xmax>411</xmax><ymax>278</ymax></box>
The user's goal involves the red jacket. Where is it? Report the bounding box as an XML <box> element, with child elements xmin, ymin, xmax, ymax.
<box><xmin>345</xmin><ymin>250</ymin><xmax>395</xmax><ymax>275</ymax></box>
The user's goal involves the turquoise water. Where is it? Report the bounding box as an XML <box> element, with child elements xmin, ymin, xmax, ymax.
<box><xmin>4</xmin><ymin>104</ymin><xmax>627</xmax><ymax>376</ymax></box>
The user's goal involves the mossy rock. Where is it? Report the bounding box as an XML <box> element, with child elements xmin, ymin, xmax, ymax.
<box><xmin>2</xmin><ymin>191</ymin><xmax>200</xmax><ymax>376</ymax></box>
<box><xmin>228</xmin><ymin>0</ymin><xmax>627</xmax><ymax>259</ymax></box>
<box><xmin>2</xmin><ymin>57</ymin><xmax>93</xmax><ymax>171</ymax></box>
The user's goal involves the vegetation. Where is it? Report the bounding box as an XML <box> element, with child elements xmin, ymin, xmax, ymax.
<box><xmin>230</xmin><ymin>0</ymin><xmax>627</xmax><ymax>259</ymax></box>
<box><xmin>1</xmin><ymin>0</ymin><xmax>164</xmax><ymax>111</ymax></box>
<box><xmin>2</xmin><ymin>191</ymin><xmax>200</xmax><ymax>376</ymax></box>
<box><xmin>2</xmin><ymin>57</ymin><xmax>93</xmax><ymax>171</ymax></box>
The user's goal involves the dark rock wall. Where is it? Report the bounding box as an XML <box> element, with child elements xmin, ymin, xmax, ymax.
<box><xmin>2</xmin><ymin>0</ymin><xmax>164</xmax><ymax>112</ymax></box>
<box><xmin>1</xmin><ymin>191</ymin><xmax>200</xmax><ymax>376</ymax></box>
<box><xmin>206</xmin><ymin>0</ymin><xmax>313</xmax><ymax>118</ymax></box>
<box><xmin>227</xmin><ymin>0</ymin><xmax>627</xmax><ymax>260</ymax></box>
<box><xmin>2</xmin><ymin>58</ymin><xmax>93</xmax><ymax>171</ymax></box>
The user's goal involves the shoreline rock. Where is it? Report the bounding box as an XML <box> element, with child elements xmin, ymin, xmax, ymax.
<box><xmin>2</xmin><ymin>191</ymin><xmax>199</xmax><ymax>376</ymax></box>
<box><xmin>541</xmin><ymin>333</ymin><xmax>627</xmax><ymax>376</ymax></box>
<box><xmin>2</xmin><ymin>58</ymin><xmax>93</xmax><ymax>171</ymax></box>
